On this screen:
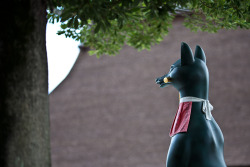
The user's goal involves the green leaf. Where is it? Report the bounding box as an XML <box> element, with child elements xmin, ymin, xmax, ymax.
<box><xmin>94</xmin><ymin>23</ymin><xmax>101</xmax><ymax>33</ymax></box>
<box><xmin>57</xmin><ymin>30</ymin><xmax>65</xmax><ymax>35</ymax></box>
<box><xmin>67</xmin><ymin>17</ymin><xmax>74</xmax><ymax>27</ymax></box>
<box><xmin>74</xmin><ymin>17</ymin><xmax>79</xmax><ymax>29</ymax></box>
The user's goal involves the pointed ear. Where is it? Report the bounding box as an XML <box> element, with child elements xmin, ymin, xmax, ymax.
<box><xmin>181</xmin><ymin>42</ymin><xmax>194</xmax><ymax>66</ymax></box>
<box><xmin>194</xmin><ymin>45</ymin><xmax>206</xmax><ymax>63</ymax></box>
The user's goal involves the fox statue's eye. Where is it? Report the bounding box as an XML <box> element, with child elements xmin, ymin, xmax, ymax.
<box><xmin>169</xmin><ymin>66</ymin><xmax>174</xmax><ymax>72</ymax></box>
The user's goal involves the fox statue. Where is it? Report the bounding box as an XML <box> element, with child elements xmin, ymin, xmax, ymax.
<box><xmin>155</xmin><ymin>43</ymin><xmax>226</xmax><ymax>167</ymax></box>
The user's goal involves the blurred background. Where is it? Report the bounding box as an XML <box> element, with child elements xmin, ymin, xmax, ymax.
<box><xmin>49</xmin><ymin>17</ymin><xmax>250</xmax><ymax>167</ymax></box>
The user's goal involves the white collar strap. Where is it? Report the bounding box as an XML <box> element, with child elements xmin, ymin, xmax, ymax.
<box><xmin>180</xmin><ymin>96</ymin><xmax>213</xmax><ymax>120</ymax></box>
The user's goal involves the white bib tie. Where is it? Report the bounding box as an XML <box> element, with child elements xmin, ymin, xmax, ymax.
<box><xmin>180</xmin><ymin>96</ymin><xmax>213</xmax><ymax>120</ymax></box>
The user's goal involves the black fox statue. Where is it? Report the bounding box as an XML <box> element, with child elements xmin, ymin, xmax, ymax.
<box><xmin>156</xmin><ymin>43</ymin><xmax>226</xmax><ymax>167</ymax></box>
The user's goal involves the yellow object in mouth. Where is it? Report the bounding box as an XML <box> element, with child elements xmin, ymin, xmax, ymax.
<box><xmin>163</xmin><ymin>77</ymin><xmax>170</xmax><ymax>83</ymax></box>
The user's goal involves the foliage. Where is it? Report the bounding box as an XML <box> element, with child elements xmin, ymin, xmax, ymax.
<box><xmin>48</xmin><ymin>0</ymin><xmax>250</xmax><ymax>57</ymax></box>
<box><xmin>184</xmin><ymin>0</ymin><xmax>250</xmax><ymax>32</ymax></box>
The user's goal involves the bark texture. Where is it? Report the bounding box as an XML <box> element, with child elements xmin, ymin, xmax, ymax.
<box><xmin>0</xmin><ymin>0</ymin><xmax>50</xmax><ymax>166</ymax></box>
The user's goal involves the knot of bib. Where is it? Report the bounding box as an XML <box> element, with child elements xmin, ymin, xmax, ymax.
<box><xmin>180</xmin><ymin>96</ymin><xmax>213</xmax><ymax>120</ymax></box>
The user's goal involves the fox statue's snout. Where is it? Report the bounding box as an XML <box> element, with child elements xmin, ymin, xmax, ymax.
<box><xmin>155</xmin><ymin>75</ymin><xmax>171</xmax><ymax>88</ymax></box>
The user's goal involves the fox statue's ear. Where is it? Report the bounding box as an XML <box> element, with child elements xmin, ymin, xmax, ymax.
<box><xmin>181</xmin><ymin>42</ymin><xmax>194</xmax><ymax>66</ymax></box>
<box><xmin>194</xmin><ymin>45</ymin><xmax>206</xmax><ymax>63</ymax></box>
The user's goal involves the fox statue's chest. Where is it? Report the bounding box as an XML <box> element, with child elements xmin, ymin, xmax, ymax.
<box><xmin>167</xmin><ymin>102</ymin><xmax>226</xmax><ymax>167</ymax></box>
<box><xmin>169</xmin><ymin>97</ymin><xmax>213</xmax><ymax>137</ymax></box>
<box><xmin>169</xmin><ymin>101</ymin><xmax>192</xmax><ymax>137</ymax></box>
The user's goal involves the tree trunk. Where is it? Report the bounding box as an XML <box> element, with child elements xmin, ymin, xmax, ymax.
<box><xmin>0</xmin><ymin>0</ymin><xmax>51</xmax><ymax>166</ymax></box>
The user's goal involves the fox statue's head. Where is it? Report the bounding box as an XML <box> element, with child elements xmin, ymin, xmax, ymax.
<box><xmin>155</xmin><ymin>42</ymin><xmax>209</xmax><ymax>100</ymax></box>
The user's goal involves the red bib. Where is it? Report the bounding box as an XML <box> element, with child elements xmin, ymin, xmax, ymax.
<box><xmin>169</xmin><ymin>102</ymin><xmax>192</xmax><ymax>137</ymax></box>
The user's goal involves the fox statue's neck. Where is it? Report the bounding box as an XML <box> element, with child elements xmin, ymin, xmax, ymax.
<box><xmin>178</xmin><ymin>78</ymin><xmax>209</xmax><ymax>100</ymax></box>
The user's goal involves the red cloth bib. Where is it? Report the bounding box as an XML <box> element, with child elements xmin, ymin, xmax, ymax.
<box><xmin>169</xmin><ymin>102</ymin><xmax>192</xmax><ymax>137</ymax></box>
